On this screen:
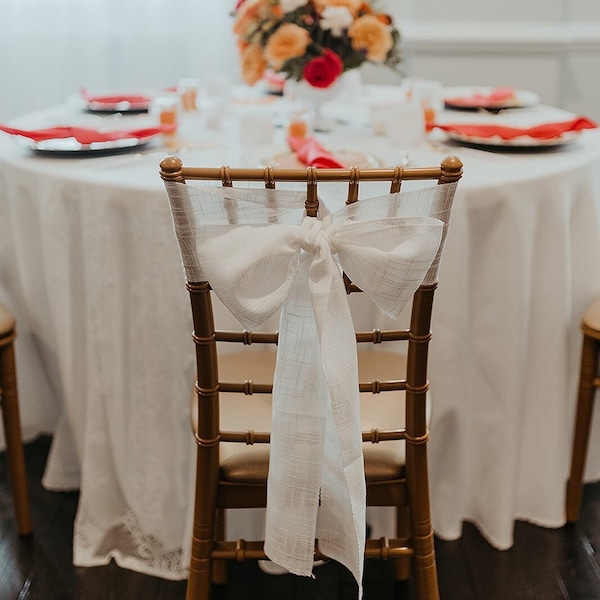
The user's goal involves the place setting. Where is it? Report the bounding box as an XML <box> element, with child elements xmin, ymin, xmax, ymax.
<box><xmin>432</xmin><ymin>85</ymin><xmax>598</xmax><ymax>151</ymax></box>
<box><xmin>0</xmin><ymin>121</ymin><xmax>176</xmax><ymax>157</ymax></box>
<box><xmin>0</xmin><ymin>84</ymin><xmax>192</xmax><ymax>158</ymax></box>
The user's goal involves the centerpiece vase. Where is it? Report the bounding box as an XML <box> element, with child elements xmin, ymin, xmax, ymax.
<box><xmin>285</xmin><ymin>76</ymin><xmax>346</xmax><ymax>133</ymax></box>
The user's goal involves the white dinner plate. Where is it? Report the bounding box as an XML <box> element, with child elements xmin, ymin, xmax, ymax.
<box><xmin>443</xmin><ymin>86</ymin><xmax>540</xmax><ymax>110</ymax></box>
<box><xmin>21</xmin><ymin>134</ymin><xmax>159</xmax><ymax>155</ymax></box>
<box><xmin>444</xmin><ymin>129</ymin><xmax>582</xmax><ymax>148</ymax></box>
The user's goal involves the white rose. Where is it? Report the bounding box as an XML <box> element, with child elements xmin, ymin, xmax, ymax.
<box><xmin>280</xmin><ymin>0</ymin><xmax>309</xmax><ymax>12</ymax></box>
<box><xmin>319</xmin><ymin>6</ymin><xmax>354</xmax><ymax>37</ymax></box>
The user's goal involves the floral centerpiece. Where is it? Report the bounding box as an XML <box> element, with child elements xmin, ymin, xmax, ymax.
<box><xmin>232</xmin><ymin>0</ymin><xmax>401</xmax><ymax>89</ymax></box>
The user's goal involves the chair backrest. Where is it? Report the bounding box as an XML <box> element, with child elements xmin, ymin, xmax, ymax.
<box><xmin>160</xmin><ymin>155</ymin><xmax>462</xmax><ymax>595</ymax></box>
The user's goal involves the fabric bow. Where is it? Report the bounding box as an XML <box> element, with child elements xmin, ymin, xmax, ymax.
<box><xmin>165</xmin><ymin>183</ymin><xmax>451</xmax><ymax>594</ymax></box>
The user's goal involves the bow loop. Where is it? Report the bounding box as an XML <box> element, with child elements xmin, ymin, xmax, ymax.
<box><xmin>194</xmin><ymin>223</ymin><xmax>303</xmax><ymax>331</ymax></box>
<box><xmin>332</xmin><ymin>217</ymin><xmax>445</xmax><ymax>318</ymax></box>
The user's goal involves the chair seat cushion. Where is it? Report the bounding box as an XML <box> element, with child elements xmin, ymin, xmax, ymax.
<box><xmin>220</xmin><ymin>444</ymin><xmax>405</xmax><ymax>483</ymax></box>
<box><xmin>214</xmin><ymin>348</ymin><xmax>412</xmax><ymax>484</ymax></box>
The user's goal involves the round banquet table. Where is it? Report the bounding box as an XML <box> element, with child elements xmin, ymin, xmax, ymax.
<box><xmin>1</xmin><ymin>87</ymin><xmax>600</xmax><ymax>579</ymax></box>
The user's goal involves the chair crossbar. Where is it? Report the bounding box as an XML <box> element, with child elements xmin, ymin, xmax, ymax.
<box><xmin>210</xmin><ymin>537</ymin><xmax>414</xmax><ymax>562</ymax></box>
<box><xmin>215</xmin><ymin>331</ymin><xmax>278</xmax><ymax>344</ymax></box>
<box><xmin>218</xmin><ymin>428</ymin><xmax>407</xmax><ymax>445</ymax></box>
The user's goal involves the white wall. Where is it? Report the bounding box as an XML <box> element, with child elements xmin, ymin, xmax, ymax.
<box><xmin>1</xmin><ymin>0</ymin><xmax>600</xmax><ymax>122</ymax></box>
<box><xmin>393</xmin><ymin>0</ymin><xmax>600</xmax><ymax>122</ymax></box>
<box><xmin>0</xmin><ymin>0</ymin><xmax>239</xmax><ymax>120</ymax></box>
<box><xmin>397</xmin><ymin>21</ymin><xmax>600</xmax><ymax>122</ymax></box>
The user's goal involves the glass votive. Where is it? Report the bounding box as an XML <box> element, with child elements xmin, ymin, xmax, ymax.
<box><xmin>286</xmin><ymin>107</ymin><xmax>312</xmax><ymax>139</ymax></box>
<box><xmin>410</xmin><ymin>79</ymin><xmax>444</xmax><ymax>132</ymax></box>
<box><xmin>178</xmin><ymin>78</ymin><xmax>199</xmax><ymax>111</ymax></box>
<box><xmin>200</xmin><ymin>74</ymin><xmax>232</xmax><ymax>109</ymax></box>
<box><xmin>151</xmin><ymin>96</ymin><xmax>179</xmax><ymax>130</ymax></box>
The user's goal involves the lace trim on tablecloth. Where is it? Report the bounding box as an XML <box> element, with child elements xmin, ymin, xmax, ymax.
<box><xmin>73</xmin><ymin>506</ymin><xmax>189</xmax><ymax>580</ymax></box>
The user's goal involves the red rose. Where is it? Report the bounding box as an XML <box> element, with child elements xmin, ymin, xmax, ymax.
<box><xmin>302</xmin><ymin>50</ymin><xmax>344</xmax><ymax>88</ymax></box>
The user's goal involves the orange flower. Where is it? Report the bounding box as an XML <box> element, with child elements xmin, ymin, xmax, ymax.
<box><xmin>233</xmin><ymin>0</ymin><xmax>270</xmax><ymax>37</ymax></box>
<box><xmin>264</xmin><ymin>23</ymin><xmax>311</xmax><ymax>69</ymax></box>
<box><xmin>313</xmin><ymin>0</ymin><xmax>362</xmax><ymax>16</ymax></box>
<box><xmin>376</xmin><ymin>13</ymin><xmax>393</xmax><ymax>26</ymax></box>
<box><xmin>240</xmin><ymin>43</ymin><xmax>267</xmax><ymax>86</ymax></box>
<box><xmin>348</xmin><ymin>14</ymin><xmax>393</xmax><ymax>62</ymax></box>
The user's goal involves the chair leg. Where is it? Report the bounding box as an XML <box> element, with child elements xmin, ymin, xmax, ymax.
<box><xmin>406</xmin><ymin>438</ymin><xmax>440</xmax><ymax>599</ymax></box>
<box><xmin>186</xmin><ymin>446</ymin><xmax>218</xmax><ymax>600</ymax></box>
<box><xmin>566</xmin><ymin>334</ymin><xmax>600</xmax><ymax>522</ymax></box>
<box><xmin>211</xmin><ymin>508</ymin><xmax>227</xmax><ymax>585</ymax></box>
<box><xmin>186</xmin><ymin>546</ymin><xmax>212</xmax><ymax>600</ymax></box>
<box><xmin>413</xmin><ymin>545</ymin><xmax>440</xmax><ymax>600</ymax></box>
<box><xmin>0</xmin><ymin>337</ymin><xmax>32</xmax><ymax>536</ymax></box>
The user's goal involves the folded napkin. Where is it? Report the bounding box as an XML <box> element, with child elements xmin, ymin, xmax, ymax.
<box><xmin>287</xmin><ymin>136</ymin><xmax>346</xmax><ymax>168</ymax></box>
<box><xmin>435</xmin><ymin>117</ymin><xmax>598</xmax><ymax>141</ymax></box>
<box><xmin>80</xmin><ymin>88</ymin><xmax>151</xmax><ymax>107</ymax></box>
<box><xmin>0</xmin><ymin>124</ymin><xmax>175</xmax><ymax>144</ymax></box>
<box><xmin>445</xmin><ymin>87</ymin><xmax>517</xmax><ymax>108</ymax></box>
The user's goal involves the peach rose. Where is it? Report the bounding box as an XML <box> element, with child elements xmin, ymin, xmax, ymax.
<box><xmin>240</xmin><ymin>43</ymin><xmax>267</xmax><ymax>86</ymax></box>
<box><xmin>348</xmin><ymin>14</ymin><xmax>393</xmax><ymax>62</ymax></box>
<box><xmin>233</xmin><ymin>0</ymin><xmax>270</xmax><ymax>37</ymax></box>
<box><xmin>313</xmin><ymin>0</ymin><xmax>362</xmax><ymax>15</ymax></box>
<box><xmin>264</xmin><ymin>23</ymin><xmax>311</xmax><ymax>69</ymax></box>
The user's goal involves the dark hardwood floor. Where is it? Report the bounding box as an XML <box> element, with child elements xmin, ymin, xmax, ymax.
<box><xmin>2</xmin><ymin>436</ymin><xmax>600</xmax><ymax>599</ymax></box>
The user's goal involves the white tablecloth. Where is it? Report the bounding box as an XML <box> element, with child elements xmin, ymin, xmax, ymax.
<box><xmin>1</xmin><ymin>88</ymin><xmax>600</xmax><ymax>578</ymax></box>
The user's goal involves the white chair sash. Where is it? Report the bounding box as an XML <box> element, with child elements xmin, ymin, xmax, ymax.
<box><xmin>165</xmin><ymin>182</ymin><xmax>455</xmax><ymax>594</ymax></box>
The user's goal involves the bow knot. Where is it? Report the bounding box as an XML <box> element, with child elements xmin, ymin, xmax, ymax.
<box><xmin>299</xmin><ymin>215</ymin><xmax>331</xmax><ymax>255</ymax></box>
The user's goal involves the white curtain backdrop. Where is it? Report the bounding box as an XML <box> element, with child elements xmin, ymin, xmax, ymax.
<box><xmin>0</xmin><ymin>0</ymin><xmax>240</xmax><ymax>120</ymax></box>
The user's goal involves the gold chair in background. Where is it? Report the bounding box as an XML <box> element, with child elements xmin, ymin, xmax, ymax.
<box><xmin>161</xmin><ymin>155</ymin><xmax>462</xmax><ymax>600</ymax></box>
<box><xmin>0</xmin><ymin>302</ymin><xmax>32</xmax><ymax>535</ymax></box>
<box><xmin>567</xmin><ymin>296</ymin><xmax>600</xmax><ymax>522</ymax></box>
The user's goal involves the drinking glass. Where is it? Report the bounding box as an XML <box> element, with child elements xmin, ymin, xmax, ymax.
<box><xmin>385</xmin><ymin>101</ymin><xmax>426</xmax><ymax>148</ymax></box>
<box><xmin>410</xmin><ymin>79</ymin><xmax>444</xmax><ymax>132</ymax></box>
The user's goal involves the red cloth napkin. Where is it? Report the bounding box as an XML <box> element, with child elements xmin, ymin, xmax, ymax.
<box><xmin>435</xmin><ymin>117</ymin><xmax>598</xmax><ymax>141</ymax></box>
<box><xmin>287</xmin><ymin>136</ymin><xmax>345</xmax><ymax>168</ymax></box>
<box><xmin>0</xmin><ymin>124</ymin><xmax>175</xmax><ymax>144</ymax></box>
<box><xmin>445</xmin><ymin>87</ymin><xmax>517</xmax><ymax>108</ymax></box>
<box><xmin>81</xmin><ymin>88</ymin><xmax>151</xmax><ymax>107</ymax></box>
